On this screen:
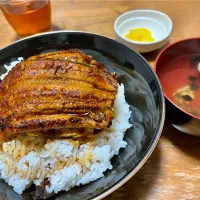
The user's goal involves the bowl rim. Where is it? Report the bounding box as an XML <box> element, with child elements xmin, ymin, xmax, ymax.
<box><xmin>0</xmin><ymin>30</ymin><xmax>166</xmax><ymax>200</ymax></box>
<box><xmin>0</xmin><ymin>0</ymin><xmax>35</xmax><ymax>4</ymax></box>
<box><xmin>114</xmin><ymin>9</ymin><xmax>173</xmax><ymax>45</ymax></box>
<box><xmin>154</xmin><ymin>37</ymin><xmax>200</xmax><ymax>121</ymax></box>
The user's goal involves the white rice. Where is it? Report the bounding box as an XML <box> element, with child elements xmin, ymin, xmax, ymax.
<box><xmin>0</xmin><ymin>57</ymin><xmax>23</xmax><ymax>80</ymax></box>
<box><xmin>0</xmin><ymin>59</ymin><xmax>132</xmax><ymax>195</ymax></box>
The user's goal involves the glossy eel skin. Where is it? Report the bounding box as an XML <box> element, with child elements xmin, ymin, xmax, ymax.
<box><xmin>0</xmin><ymin>50</ymin><xmax>118</xmax><ymax>143</ymax></box>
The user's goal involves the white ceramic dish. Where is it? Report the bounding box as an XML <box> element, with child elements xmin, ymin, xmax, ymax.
<box><xmin>114</xmin><ymin>9</ymin><xmax>173</xmax><ymax>53</ymax></box>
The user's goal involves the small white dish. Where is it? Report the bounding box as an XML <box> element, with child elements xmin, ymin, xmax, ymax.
<box><xmin>114</xmin><ymin>9</ymin><xmax>173</xmax><ymax>53</ymax></box>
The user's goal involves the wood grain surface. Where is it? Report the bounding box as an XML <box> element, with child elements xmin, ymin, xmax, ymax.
<box><xmin>0</xmin><ymin>1</ymin><xmax>200</xmax><ymax>200</ymax></box>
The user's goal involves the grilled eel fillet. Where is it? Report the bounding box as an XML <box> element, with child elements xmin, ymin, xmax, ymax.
<box><xmin>0</xmin><ymin>50</ymin><xmax>118</xmax><ymax>143</ymax></box>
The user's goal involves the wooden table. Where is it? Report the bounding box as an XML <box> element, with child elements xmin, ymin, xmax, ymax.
<box><xmin>0</xmin><ymin>1</ymin><xmax>200</xmax><ymax>199</ymax></box>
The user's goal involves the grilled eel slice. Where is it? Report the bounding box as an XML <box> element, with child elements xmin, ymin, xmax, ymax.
<box><xmin>0</xmin><ymin>50</ymin><xmax>118</xmax><ymax>144</ymax></box>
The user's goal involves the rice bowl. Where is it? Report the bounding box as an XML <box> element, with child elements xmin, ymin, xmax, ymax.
<box><xmin>0</xmin><ymin>31</ymin><xmax>165</xmax><ymax>200</ymax></box>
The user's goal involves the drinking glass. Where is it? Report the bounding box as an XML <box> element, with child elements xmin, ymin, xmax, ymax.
<box><xmin>0</xmin><ymin>0</ymin><xmax>51</xmax><ymax>38</ymax></box>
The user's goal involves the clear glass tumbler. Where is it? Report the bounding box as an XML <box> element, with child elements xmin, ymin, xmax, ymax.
<box><xmin>0</xmin><ymin>0</ymin><xmax>51</xmax><ymax>38</ymax></box>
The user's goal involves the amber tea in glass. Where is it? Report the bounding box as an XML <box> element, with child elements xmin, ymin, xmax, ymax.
<box><xmin>0</xmin><ymin>0</ymin><xmax>51</xmax><ymax>38</ymax></box>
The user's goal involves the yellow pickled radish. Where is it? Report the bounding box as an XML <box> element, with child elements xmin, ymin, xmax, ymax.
<box><xmin>125</xmin><ymin>27</ymin><xmax>155</xmax><ymax>42</ymax></box>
